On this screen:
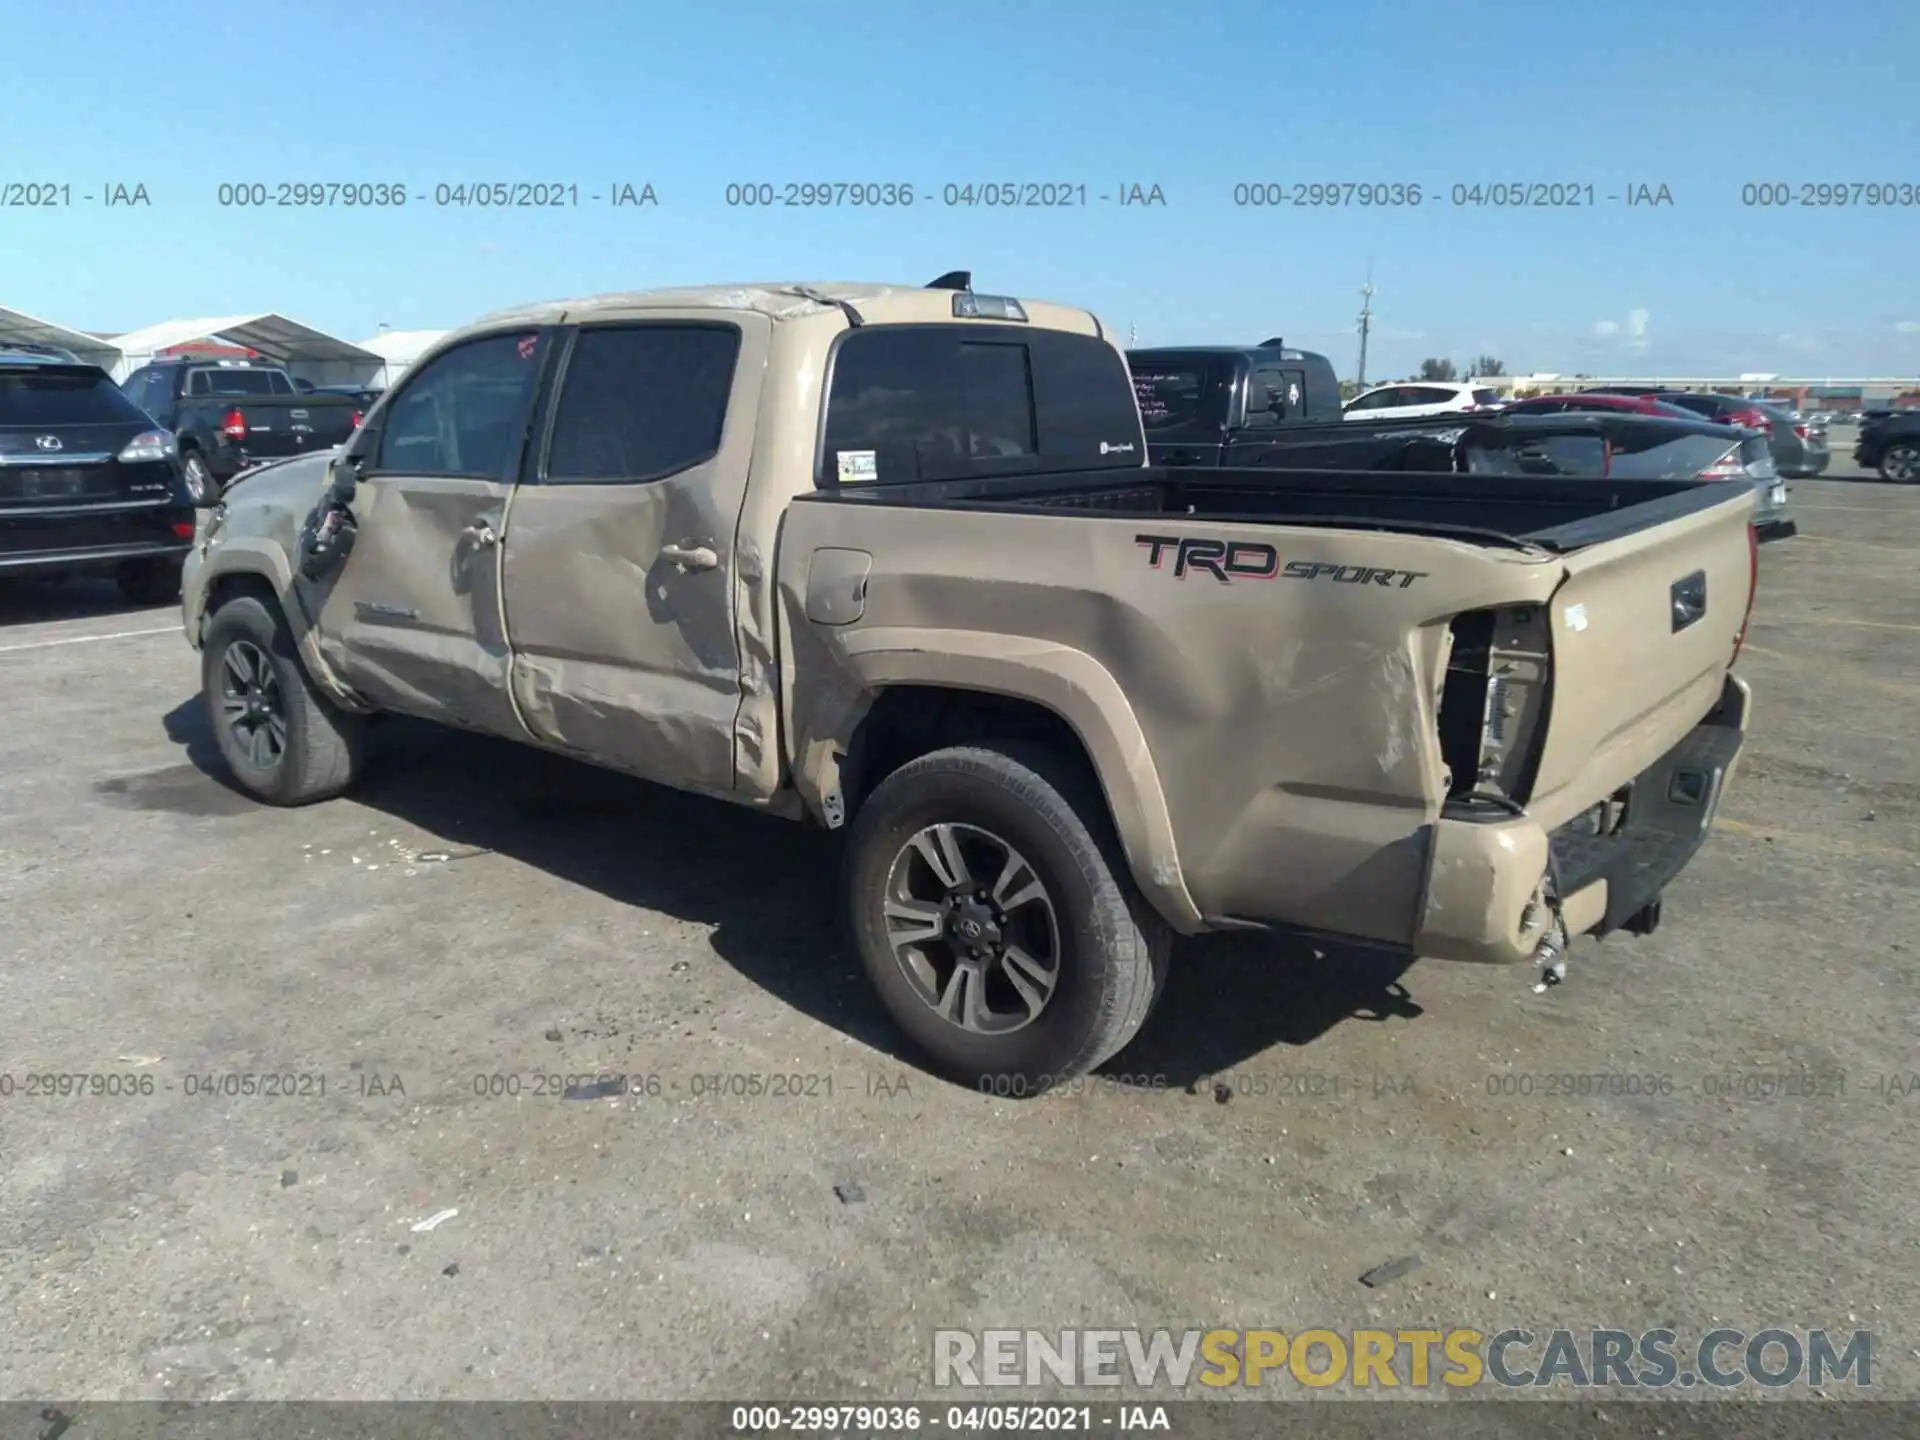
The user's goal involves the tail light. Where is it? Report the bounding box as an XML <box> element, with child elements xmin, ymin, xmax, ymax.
<box><xmin>1436</xmin><ymin>604</ymin><xmax>1552</xmax><ymax>812</ymax></box>
<box><xmin>349</xmin><ymin>410</ymin><xmax>363</xmax><ymax>429</ymax></box>
<box><xmin>1792</xmin><ymin>424</ymin><xmax>1808</xmax><ymax>441</ymax></box>
<box><xmin>117</xmin><ymin>429</ymin><xmax>177</xmax><ymax>462</ymax></box>
<box><xmin>1698</xmin><ymin>448</ymin><xmax>1746</xmax><ymax>479</ymax></box>
<box><xmin>170</xmin><ymin>520</ymin><xmax>196</xmax><ymax>539</ymax></box>
<box><xmin>1731</xmin><ymin>521</ymin><xmax>1758</xmax><ymax>665</ymax></box>
<box><xmin>220</xmin><ymin>407</ymin><xmax>248</xmax><ymax>440</ymax></box>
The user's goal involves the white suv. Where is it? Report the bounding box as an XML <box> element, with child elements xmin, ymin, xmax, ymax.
<box><xmin>1343</xmin><ymin>381</ymin><xmax>1505</xmax><ymax>421</ymax></box>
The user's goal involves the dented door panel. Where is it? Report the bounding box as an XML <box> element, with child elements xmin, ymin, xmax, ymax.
<box><xmin>499</xmin><ymin>311</ymin><xmax>773</xmax><ymax>793</ymax></box>
<box><xmin>308</xmin><ymin>475</ymin><xmax>520</xmax><ymax>733</ymax></box>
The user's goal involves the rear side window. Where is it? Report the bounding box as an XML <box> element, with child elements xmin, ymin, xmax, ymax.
<box><xmin>375</xmin><ymin>331</ymin><xmax>543</xmax><ymax>478</ymax></box>
<box><xmin>821</xmin><ymin>324</ymin><xmax>1142</xmax><ymax>486</ymax></box>
<box><xmin>1130</xmin><ymin>363</ymin><xmax>1209</xmax><ymax>431</ymax></box>
<box><xmin>0</xmin><ymin>367</ymin><xmax>151</xmax><ymax>426</ymax></box>
<box><xmin>544</xmin><ymin>324</ymin><xmax>741</xmax><ymax>484</ymax></box>
<box><xmin>1471</xmin><ymin>388</ymin><xmax>1501</xmax><ymax>407</ymax></box>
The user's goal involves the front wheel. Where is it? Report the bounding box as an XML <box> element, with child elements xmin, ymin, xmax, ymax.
<box><xmin>201</xmin><ymin>594</ymin><xmax>365</xmax><ymax>804</ymax></box>
<box><xmin>1879</xmin><ymin>444</ymin><xmax>1920</xmax><ymax>483</ymax></box>
<box><xmin>843</xmin><ymin>743</ymin><xmax>1170</xmax><ymax>1091</ymax></box>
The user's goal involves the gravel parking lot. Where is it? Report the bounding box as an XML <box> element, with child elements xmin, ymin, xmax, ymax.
<box><xmin>2</xmin><ymin>466</ymin><xmax>1916</xmax><ymax>1404</ymax></box>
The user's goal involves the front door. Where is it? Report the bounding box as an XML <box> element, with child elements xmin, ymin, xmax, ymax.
<box><xmin>304</xmin><ymin>327</ymin><xmax>549</xmax><ymax>736</ymax></box>
<box><xmin>498</xmin><ymin>313</ymin><xmax>772</xmax><ymax>793</ymax></box>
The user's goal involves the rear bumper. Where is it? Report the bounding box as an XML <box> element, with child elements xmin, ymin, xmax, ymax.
<box><xmin>0</xmin><ymin>539</ymin><xmax>191</xmax><ymax>574</ymax></box>
<box><xmin>1414</xmin><ymin>672</ymin><xmax>1749</xmax><ymax>964</ymax></box>
<box><xmin>0</xmin><ymin>502</ymin><xmax>197</xmax><ymax>574</ymax></box>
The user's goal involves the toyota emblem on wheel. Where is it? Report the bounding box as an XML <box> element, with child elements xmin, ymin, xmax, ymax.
<box><xmin>34</xmin><ymin>435</ymin><xmax>62</xmax><ymax>451</ymax></box>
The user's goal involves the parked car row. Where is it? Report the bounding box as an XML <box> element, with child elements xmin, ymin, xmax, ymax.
<box><xmin>1129</xmin><ymin>343</ymin><xmax>1796</xmax><ymax>540</ymax></box>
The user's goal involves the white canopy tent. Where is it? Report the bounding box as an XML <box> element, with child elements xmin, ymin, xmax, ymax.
<box><xmin>104</xmin><ymin>313</ymin><xmax>381</xmax><ymax>387</ymax></box>
<box><xmin>353</xmin><ymin>329</ymin><xmax>449</xmax><ymax>389</ymax></box>
<box><xmin>0</xmin><ymin>306</ymin><xmax>123</xmax><ymax>370</ymax></box>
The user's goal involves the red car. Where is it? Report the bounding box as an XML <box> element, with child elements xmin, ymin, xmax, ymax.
<box><xmin>1501</xmin><ymin>392</ymin><xmax>1706</xmax><ymax>421</ymax></box>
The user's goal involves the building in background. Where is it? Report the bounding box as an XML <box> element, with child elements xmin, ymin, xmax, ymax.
<box><xmin>101</xmin><ymin>314</ymin><xmax>380</xmax><ymax>386</ymax></box>
<box><xmin>353</xmin><ymin>327</ymin><xmax>449</xmax><ymax>389</ymax></box>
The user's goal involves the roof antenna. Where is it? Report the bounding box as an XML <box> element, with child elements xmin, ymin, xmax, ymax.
<box><xmin>1260</xmin><ymin>336</ymin><xmax>1285</xmax><ymax>348</ymax></box>
<box><xmin>926</xmin><ymin>270</ymin><xmax>972</xmax><ymax>291</ymax></box>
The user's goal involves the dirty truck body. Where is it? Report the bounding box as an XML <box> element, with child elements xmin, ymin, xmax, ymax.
<box><xmin>180</xmin><ymin>281</ymin><xmax>1757</xmax><ymax>1086</ymax></box>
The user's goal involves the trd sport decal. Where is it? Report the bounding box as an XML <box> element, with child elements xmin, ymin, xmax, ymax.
<box><xmin>1135</xmin><ymin>534</ymin><xmax>1428</xmax><ymax>587</ymax></box>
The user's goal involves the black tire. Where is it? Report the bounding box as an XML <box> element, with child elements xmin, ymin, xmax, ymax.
<box><xmin>201</xmin><ymin>594</ymin><xmax>365</xmax><ymax>805</ymax></box>
<box><xmin>844</xmin><ymin>742</ymin><xmax>1171</xmax><ymax>1092</ymax></box>
<box><xmin>181</xmin><ymin>449</ymin><xmax>219</xmax><ymax>503</ymax></box>
<box><xmin>1879</xmin><ymin>444</ymin><xmax>1920</xmax><ymax>484</ymax></box>
<box><xmin>117</xmin><ymin>555</ymin><xmax>183</xmax><ymax>606</ymax></box>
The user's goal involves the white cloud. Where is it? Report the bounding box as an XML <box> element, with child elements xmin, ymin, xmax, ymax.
<box><xmin>1625</xmin><ymin>308</ymin><xmax>1650</xmax><ymax>339</ymax></box>
<box><xmin>1593</xmin><ymin>320</ymin><xmax>1620</xmax><ymax>337</ymax></box>
<box><xmin>1896</xmin><ymin>321</ymin><xmax>1920</xmax><ymax>333</ymax></box>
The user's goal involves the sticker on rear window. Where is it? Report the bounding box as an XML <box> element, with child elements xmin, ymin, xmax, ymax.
<box><xmin>837</xmin><ymin>449</ymin><xmax>877</xmax><ymax>484</ymax></box>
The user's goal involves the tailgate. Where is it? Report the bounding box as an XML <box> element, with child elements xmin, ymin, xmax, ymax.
<box><xmin>239</xmin><ymin>399</ymin><xmax>358</xmax><ymax>453</ymax></box>
<box><xmin>1526</xmin><ymin>486</ymin><xmax>1755</xmax><ymax>824</ymax></box>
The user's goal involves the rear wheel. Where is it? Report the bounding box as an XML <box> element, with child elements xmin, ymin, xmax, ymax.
<box><xmin>201</xmin><ymin>594</ymin><xmax>364</xmax><ymax>804</ymax></box>
<box><xmin>1879</xmin><ymin>444</ymin><xmax>1920</xmax><ymax>483</ymax></box>
<box><xmin>181</xmin><ymin>451</ymin><xmax>216</xmax><ymax>503</ymax></box>
<box><xmin>117</xmin><ymin>556</ymin><xmax>182</xmax><ymax>605</ymax></box>
<box><xmin>844</xmin><ymin>743</ymin><xmax>1170</xmax><ymax>1092</ymax></box>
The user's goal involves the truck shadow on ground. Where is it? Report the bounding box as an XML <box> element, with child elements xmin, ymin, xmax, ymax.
<box><xmin>0</xmin><ymin>575</ymin><xmax>171</xmax><ymax>626</ymax></box>
<box><xmin>160</xmin><ymin>700</ymin><xmax>1426</xmax><ymax>1091</ymax></box>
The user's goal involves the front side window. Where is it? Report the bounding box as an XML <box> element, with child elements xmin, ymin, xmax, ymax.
<box><xmin>375</xmin><ymin>332</ymin><xmax>542</xmax><ymax>478</ymax></box>
<box><xmin>544</xmin><ymin>324</ymin><xmax>740</xmax><ymax>484</ymax></box>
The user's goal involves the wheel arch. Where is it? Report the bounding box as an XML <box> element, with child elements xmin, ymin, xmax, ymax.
<box><xmin>816</xmin><ymin>635</ymin><xmax>1203</xmax><ymax>933</ymax></box>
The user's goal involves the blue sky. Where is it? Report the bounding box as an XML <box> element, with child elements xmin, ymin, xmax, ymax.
<box><xmin>3</xmin><ymin>0</ymin><xmax>1916</xmax><ymax>377</ymax></box>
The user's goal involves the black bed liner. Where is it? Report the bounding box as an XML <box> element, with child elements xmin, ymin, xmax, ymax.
<box><xmin>798</xmin><ymin>462</ymin><xmax>1750</xmax><ymax>554</ymax></box>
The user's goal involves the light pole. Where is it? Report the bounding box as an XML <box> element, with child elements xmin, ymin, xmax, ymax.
<box><xmin>1356</xmin><ymin>263</ymin><xmax>1375</xmax><ymax>387</ymax></box>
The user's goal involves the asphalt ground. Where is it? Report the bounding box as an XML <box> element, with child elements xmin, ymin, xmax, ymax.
<box><xmin>1</xmin><ymin>459</ymin><xmax>1916</xmax><ymax>1405</ymax></box>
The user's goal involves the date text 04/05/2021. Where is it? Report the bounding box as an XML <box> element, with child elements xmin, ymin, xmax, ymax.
<box><xmin>728</xmin><ymin>1404</ymin><xmax>1172</xmax><ymax>1433</ymax></box>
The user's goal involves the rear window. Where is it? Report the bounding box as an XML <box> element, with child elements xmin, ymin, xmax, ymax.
<box><xmin>1471</xmin><ymin>388</ymin><xmax>1501</xmax><ymax>407</ymax></box>
<box><xmin>186</xmin><ymin>367</ymin><xmax>290</xmax><ymax>397</ymax></box>
<box><xmin>1130</xmin><ymin>364</ymin><xmax>1209</xmax><ymax>431</ymax></box>
<box><xmin>0</xmin><ymin>367</ymin><xmax>151</xmax><ymax>426</ymax></box>
<box><xmin>821</xmin><ymin>324</ymin><xmax>1143</xmax><ymax>486</ymax></box>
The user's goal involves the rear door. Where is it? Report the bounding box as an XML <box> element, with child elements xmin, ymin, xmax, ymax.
<box><xmin>498</xmin><ymin>312</ymin><xmax>771</xmax><ymax>792</ymax></box>
<box><xmin>1528</xmin><ymin>489</ymin><xmax>1756</xmax><ymax>822</ymax></box>
<box><xmin>305</xmin><ymin>327</ymin><xmax>550</xmax><ymax>734</ymax></box>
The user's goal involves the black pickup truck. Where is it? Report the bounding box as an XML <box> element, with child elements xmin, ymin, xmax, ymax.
<box><xmin>119</xmin><ymin>358</ymin><xmax>363</xmax><ymax>500</ymax></box>
<box><xmin>1129</xmin><ymin>344</ymin><xmax>1793</xmax><ymax>541</ymax></box>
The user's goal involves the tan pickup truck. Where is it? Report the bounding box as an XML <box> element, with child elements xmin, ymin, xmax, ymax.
<box><xmin>180</xmin><ymin>277</ymin><xmax>1757</xmax><ymax>1088</ymax></box>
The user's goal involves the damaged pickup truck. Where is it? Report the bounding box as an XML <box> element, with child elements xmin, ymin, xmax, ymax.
<box><xmin>179</xmin><ymin>276</ymin><xmax>1758</xmax><ymax>1087</ymax></box>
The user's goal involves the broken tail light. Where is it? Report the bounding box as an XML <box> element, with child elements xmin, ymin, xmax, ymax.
<box><xmin>220</xmin><ymin>407</ymin><xmax>248</xmax><ymax>440</ymax></box>
<box><xmin>1697</xmin><ymin>448</ymin><xmax>1747</xmax><ymax>479</ymax></box>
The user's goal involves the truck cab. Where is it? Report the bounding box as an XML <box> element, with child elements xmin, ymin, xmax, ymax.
<box><xmin>1127</xmin><ymin>342</ymin><xmax>1343</xmax><ymax>465</ymax></box>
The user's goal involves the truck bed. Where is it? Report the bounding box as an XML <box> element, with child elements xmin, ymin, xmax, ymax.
<box><xmin>809</xmin><ymin>461</ymin><xmax>1737</xmax><ymax>553</ymax></box>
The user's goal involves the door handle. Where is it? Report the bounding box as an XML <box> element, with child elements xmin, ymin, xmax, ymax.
<box><xmin>659</xmin><ymin>541</ymin><xmax>719</xmax><ymax>572</ymax></box>
<box><xmin>462</xmin><ymin>522</ymin><xmax>498</xmax><ymax>548</ymax></box>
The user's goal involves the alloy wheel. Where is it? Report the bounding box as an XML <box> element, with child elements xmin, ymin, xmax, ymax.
<box><xmin>881</xmin><ymin>822</ymin><xmax>1062</xmax><ymax>1035</ymax></box>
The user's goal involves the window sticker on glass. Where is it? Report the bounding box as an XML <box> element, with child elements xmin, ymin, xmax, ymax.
<box><xmin>837</xmin><ymin>449</ymin><xmax>878</xmax><ymax>483</ymax></box>
<box><xmin>516</xmin><ymin>334</ymin><xmax>538</xmax><ymax>361</ymax></box>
